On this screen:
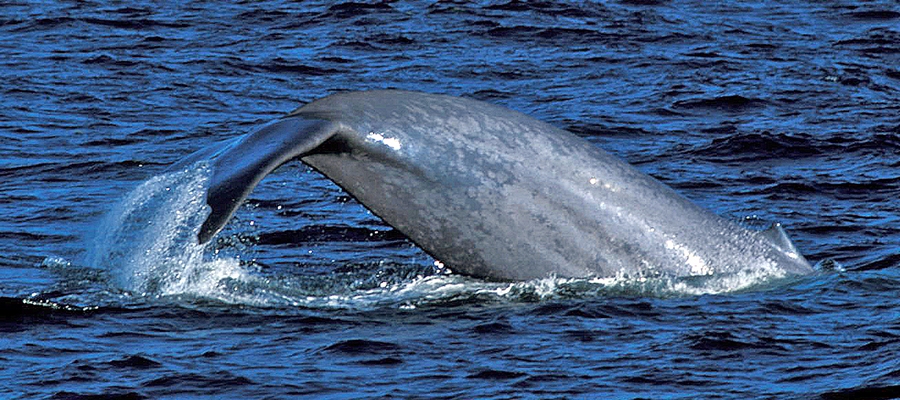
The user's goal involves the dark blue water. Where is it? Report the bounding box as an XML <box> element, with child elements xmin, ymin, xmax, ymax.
<box><xmin>2</xmin><ymin>1</ymin><xmax>900</xmax><ymax>398</ymax></box>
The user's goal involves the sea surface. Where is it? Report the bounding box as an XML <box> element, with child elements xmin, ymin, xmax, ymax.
<box><xmin>2</xmin><ymin>1</ymin><xmax>899</xmax><ymax>399</ymax></box>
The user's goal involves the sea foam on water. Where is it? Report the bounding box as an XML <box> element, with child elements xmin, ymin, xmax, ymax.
<box><xmin>86</xmin><ymin>163</ymin><xmax>252</xmax><ymax>301</ymax></box>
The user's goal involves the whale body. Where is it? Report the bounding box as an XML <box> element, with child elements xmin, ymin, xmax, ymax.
<box><xmin>173</xmin><ymin>90</ymin><xmax>812</xmax><ymax>281</ymax></box>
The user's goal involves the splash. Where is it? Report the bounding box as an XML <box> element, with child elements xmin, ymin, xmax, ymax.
<box><xmin>86</xmin><ymin>163</ymin><xmax>254</xmax><ymax>300</ymax></box>
<box><xmin>228</xmin><ymin>264</ymin><xmax>793</xmax><ymax>310</ymax></box>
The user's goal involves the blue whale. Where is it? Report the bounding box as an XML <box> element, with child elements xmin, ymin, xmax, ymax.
<box><xmin>174</xmin><ymin>90</ymin><xmax>812</xmax><ymax>281</ymax></box>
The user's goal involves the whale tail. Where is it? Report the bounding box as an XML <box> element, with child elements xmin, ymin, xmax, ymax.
<box><xmin>178</xmin><ymin>117</ymin><xmax>341</xmax><ymax>244</ymax></box>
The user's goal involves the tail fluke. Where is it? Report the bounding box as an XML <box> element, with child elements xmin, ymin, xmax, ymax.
<box><xmin>171</xmin><ymin>117</ymin><xmax>341</xmax><ymax>243</ymax></box>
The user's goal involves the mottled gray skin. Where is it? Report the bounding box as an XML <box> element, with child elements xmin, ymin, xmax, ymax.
<box><xmin>183</xmin><ymin>90</ymin><xmax>812</xmax><ymax>281</ymax></box>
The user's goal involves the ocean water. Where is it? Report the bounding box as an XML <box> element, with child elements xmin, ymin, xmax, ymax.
<box><xmin>2</xmin><ymin>1</ymin><xmax>899</xmax><ymax>399</ymax></box>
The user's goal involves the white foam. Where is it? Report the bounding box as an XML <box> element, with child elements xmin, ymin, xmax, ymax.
<box><xmin>86</xmin><ymin>163</ymin><xmax>256</xmax><ymax>301</ymax></box>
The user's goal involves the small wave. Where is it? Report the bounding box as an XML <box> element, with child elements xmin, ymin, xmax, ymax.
<box><xmin>469</xmin><ymin>88</ymin><xmax>515</xmax><ymax>102</ymax></box>
<box><xmin>142</xmin><ymin>371</ymin><xmax>253</xmax><ymax>390</ymax></box>
<box><xmin>688</xmin><ymin>131</ymin><xmax>823</xmax><ymax>162</ymax></box>
<box><xmin>842</xmin><ymin>131</ymin><xmax>900</xmax><ymax>153</ymax></box>
<box><xmin>686</xmin><ymin>330</ymin><xmax>757</xmax><ymax>351</ymax></box>
<box><xmin>485</xmin><ymin>25</ymin><xmax>606</xmax><ymax>42</ymax></box>
<box><xmin>484</xmin><ymin>1</ymin><xmax>610</xmax><ymax>19</ymax></box>
<box><xmin>843</xmin><ymin>10</ymin><xmax>900</xmax><ymax>21</ymax></box>
<box><xmin>672</xmin><ymin>95</ymin><xmax>768</xmax><ymax>112</ymax></box>
<box><xmin>0</xmin><ymin>296</ymin><xmax>96</xmax><ymax>317</ymax></box>
<box><xmin>833</xmin><ymin>28</ymin><xmax>900</xmax><ymax>55</ymax></box>
<box><xmin>85</xmin><ymin>162</ymin><xmax>252</xmax><ymax>300</ymax></box>
<box><xmin>322</xmin><ymin>2</ymin><xmax>397</xmax><ymax>19</ymax></box>
<box><xmin>232</xmin><ymin>265</ymin><xmax>794</xmax><ymax>310</ymax></box>
<box><xmin>108</xmin><ymin>355</ymin><xmax>162</xmax><ymax>370</ymax></box>
<box><xmin>819</xmin><ymin>384</ymin><xmax>900</xmax><ymax>400</ymax></box>
<box><xmin>321</xmin><ymin>339</ymin><xmax>401</xmax><ymax>355</ymax></box>
<box><xmin>81</xmin><ymin>17</ymin><xmax>190</xmax><ymax>30</ymax></box>
<box><xmin>225</xmin><ymin>57</ymin><xmax>343</xmax><ymax>76</ymax></box>
<box><xmin>0</xmin><ymin>160</ymin><xmax>156</xmax><ymax>181</ymax></box>
<box><xmin>467</xmin><ymin>369</ymin><xmax>527</xmax><ymax>381</ymax></box>
<box><xmin>253</xmin><ymin>225</ymin><xmax>408</xmax><ymax>245</ymax></box>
